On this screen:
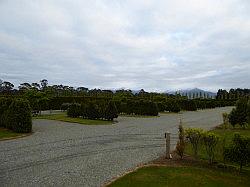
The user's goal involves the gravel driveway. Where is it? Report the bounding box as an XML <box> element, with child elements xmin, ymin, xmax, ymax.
<box><xmin>0</xmin><ymin>107</ymin><xmax>233</xmax><ymax>187</ymax></box>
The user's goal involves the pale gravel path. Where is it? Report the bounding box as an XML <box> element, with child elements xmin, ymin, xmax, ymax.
<box><xmin>0</xmin><ymin>107</ymin><xmax>233</xmax><ymax>187</ymax></box>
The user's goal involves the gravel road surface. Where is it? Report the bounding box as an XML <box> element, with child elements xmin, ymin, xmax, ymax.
<box><xmin>0</xmin><ymin>107</ymin><xmax>232</xmax><ymax>187</ymax></box>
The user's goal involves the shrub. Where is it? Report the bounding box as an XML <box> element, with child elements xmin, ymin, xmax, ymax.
<box><xmin>224</xmin><ymin>133</ymin><xmax>250</xmax><ymax>172</ymax></box>
<box><xmin>185</xmin><ymin>128</ymin><xmax>203</xmax><ymax>158</ymax></box>
<box><xmin>81</xmin><ymin>103</ymin><xmax>88</xmax><ymax>118</ymax></box>
<box><xmin>186</xmin><ymin>100</ymin><xmax>197</xmax><ymax>111</ymax></box>
<box><xmin>5</xmin><ymin>99</ymin><xmax>32</xmax><ymax>133</ymax></box>
<box><xmin>104</xmin><ymin>101</ymin><xmax>118</xmax><ymax>121</ymax></box>
<box><xmin>247</xmin><ymin>100</ymin><xmax>250</xmax><ymax>124</ymax></box>
<box><xmin>67</xmin><ymin>103</ymin><xmax>81</xmax><ymax>118</ymax></box>
<box><xmin>202</xmin><ymin>132</ymin><xmax>219</xmax><ymax>164</ymax></box>
<box><xmin>228</xmin><ymin>108</ymin><xmax>238</xmax><ymax>128</ymax></box>
<box><xmin>176</xmin><ymin>124</ymin><xmax>185</xmax><ymax>159</ymax></box>
<box><xmin>61</xmin><ymin>103</ymin><xmax>71</xmax><ymax>111</ymax></box>
<box><xmin>166</xmin><ymin>100</ymin><xmax>180</xmax><ymax>113</ymax></box>
<box><xmin>229</xmin><ymin>98</ymin><xmax>248</xmax><ymax>128</ymax></box>
<box><xmin>85</xmin><ymin>102</ymin><xmax>100</xmax><ymax>120</ymax></box>
<box><xmin>222</xmin><ymin>113</ymin><xmax>229</xmax><ymax>129</ymax></box>
<box><xmin>149</xmin><ymin>101</ymin><xmax>159</xmax><ymax>116</ymax></box>
<box><xmin>0</xmin><ymin>97</ymin><xmax>12</xmax><ymax>127</ymax></box>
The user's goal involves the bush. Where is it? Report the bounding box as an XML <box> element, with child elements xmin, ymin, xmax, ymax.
<box><xmin>229</xmin><ymin>98</ymin><xmax>248</xmax><ymax>128</ymax></box>
<box><xmin>228</xmin><ymin>108</ymin><xmax>238</xmax><ymax>128</ymax></box>
<box><xmin>224</xmin><ymin>133</ymin><xmax>250</xmax><ymax>172</ymax></box>
<box><xmin>85</xmin><ymin>102</ymin><xmax>100</xmax><ymax>120</ymax></box>
<box><xmin>222</xmin><ymin>113</ymin><xmax>229</xmax><ymax>128</ymax></box>
<box><xmin>5</xmin><ymin>99</ymin><xmax>32</xmax><ymax>133</ymax></box>
<box><xmin>202</xmin><ymin>132</ymin><xmax>219</xmax><ymax>164</ymax></box>
<box><xmin>247</xmin><ymin>100</ymin><xmax>250</xmax><ymax>124</ymax></box>
<box><xmin>149</xmin><ymin>101</ymin><xmax>159</xmax><ymax>116</ymax></box>
<box><xmin>176</xmin><ymin>124</ymin><xmax>185</xmax><ymax>159</ymax></box>
<box><xmin>104</xmin><ymin>101</ymin><xmax>118</xmax><ymax>121</ymax></box>
<box><xmin>166</xmin><ymin>100</ymin><xmax>180</xmax><ymax>113</ymax></box>
<box><xmin>61</xmin><ymin>103</ymin><xmax>71</xmax><ymax>111</ymax></box>
<box><xmin>67</xmin><ymin>103</ymin><xmax>81</xmax><ymax>118</ymax></box>
<box><xmin>185</xmin><ymin>128</ymin><xmax>203</xmax><ymax>158</ymax></box>
<box><xmin>0</xmin><ymin>97</ymin><xmax>12</xmax><ymax>127</ymax></box>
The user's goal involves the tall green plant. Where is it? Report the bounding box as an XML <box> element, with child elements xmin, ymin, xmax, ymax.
<box><xmin>247</xmin><ymin>100</ymin><xmax>250</xmax><ymax>124</ymax></box>
<box><xmin>229</xmin><ymin>98</ymin><xmax>248</xmax><ymax>128</ymax></box>
<box><xmin>6</xmin><ymin>99</ymin><xmax>32</xmax><ymax>133</ymax></box>
<box><xmin>176</xmin><ymin>123</ymin><xmax>185</xmax><ymax>159</ymax></box>
<box><xmin>185</xmin><ymin>128</ymin><xmax>203</xmax><ymax>158</ymax></box>
<box><xmin>222</xmin><ymin>113</ymin><xmax>229</xmax><ymax>129</ymax></box>
<box><xmin>202</xmin><ymin>132</ymin><xmax>219</xmax><ymax>164</ymax></box>
<box><xmin>224</xmin><ymin>133</ymin><xmax>250</xmax><ymax>172</ymax></box>
<box><xmin>104</xmin><ymin>101</ymin><xmax>118</xmax><ymax>121</ymax></box>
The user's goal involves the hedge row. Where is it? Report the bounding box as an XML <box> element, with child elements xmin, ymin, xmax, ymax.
<box><xmin>50</xmin><ymin>96</ymin><xmax>111</xmax><ymax>110</ymax></box>
<box><xmin>66</xmin><ymin>101</ymin><xmax>118</xmax><ymax>121</ymax></box>
<box><xmin>114</xmin><ymin>100</ymin><xmax>159</xmax><ymax>116</ymax></box>
<box><xmin>0</xmin><ymin>97</ymin><xmax>32</xmax><ymax>133</ymax></box>
<box><xmin>157</xmin><ymin>99</ymin><xmax>235</xmax><ymax>113</ymax></box>
<box><xmin>25</xmin><ymin>96</ymin><xmax>235</xmax><ymax>114</ymax></box>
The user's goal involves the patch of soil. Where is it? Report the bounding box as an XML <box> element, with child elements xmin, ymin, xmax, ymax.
<box><xmin>148</xmin><ymin>152</ymin><xmax>201</xmax><ymax>167</ymax></box>
<box><xmin>148</xmin><ymin>151</ymin><xmax>246</xmax><ymax>175</ymax></box>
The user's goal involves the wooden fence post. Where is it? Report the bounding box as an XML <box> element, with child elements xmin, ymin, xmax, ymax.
<box><xmin>165</xmin><ymin>131</ymin><xmax>171</xmax><ymax>159</ymax></box>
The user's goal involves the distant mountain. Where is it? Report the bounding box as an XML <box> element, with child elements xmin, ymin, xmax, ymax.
<box><xmin>168</xmin><ymin>88</ymin><xmax>216</xmax><ymax>99</ymax></box>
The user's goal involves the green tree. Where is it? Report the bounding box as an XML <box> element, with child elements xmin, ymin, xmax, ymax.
<box><xmin>228</xmin><ymin>108</ymin><xmax>238</xmax><ymax>128</ymax></box>
<box><xmin>40</xmin><ymin>79</ymin><xmax>48</xmax><ymax>90</ymax></box>
<box><xmin>224</xmin><ymin>133</ymin><xmax>250</xmax><ymax>172</ymax></box>
<box><xmin>229</xmin><ymin>98</ymin><xmax>248</xmax><ymax>128</ymax></box>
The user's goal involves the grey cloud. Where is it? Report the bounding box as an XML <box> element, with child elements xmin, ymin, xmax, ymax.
<box><xmin>0</xmin><ymin>0</ymin><xmax>249</xmax><ymax>92</ymax></box>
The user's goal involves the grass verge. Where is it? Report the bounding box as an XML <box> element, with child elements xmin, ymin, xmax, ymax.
<box><xmin>107</xmin><ymin>165</ymin><xmax>249</xmax><ymax>187</ymax></box>
<box><xmin>33</xmin><ymin>113</ymin><xmax>114</xmax><ymax>125</ymax></box>
<box><xmin>0</xmin><ymin>128</ymin><xmax>27</xmax><ymax>140</ymax></box>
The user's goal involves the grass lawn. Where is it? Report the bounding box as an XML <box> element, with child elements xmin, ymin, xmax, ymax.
<box><xmin>33</xmin><ymin>113</ymin><xmax>114</xmax><ymax>125</ymax></box>
<box><xmin>184</xmin><ymin>125</ymin><xmax>250</xmax><ymax>169</ymax></box>
<box><xmin>108</xmin><ymin>166</ymin><xmax>250</xmax><ymax>187</ymax></box>
<box><xmin>0</xmin><ymin>128</ymin><xmax>24</xmax><ymax>140</ymax></box>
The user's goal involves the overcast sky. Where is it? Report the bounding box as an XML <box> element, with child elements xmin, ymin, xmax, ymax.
<box><xmin>0</xmin><ymin>0</ymin><xmax>250</xmax><ymax>92</ymax></box>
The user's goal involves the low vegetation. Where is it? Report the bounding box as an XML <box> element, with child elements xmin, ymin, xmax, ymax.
<box><xmin>0</xmin><ymin>128</ymin><xmax>24</xmax><ymax>140</ymax></box>
<box><xmin>184</xmin><ymin>97</ymin><xmax>250</xmax><ymax>171</ymax></box>
<box><xmin>34</xmin><ymin>113</ymin><xmax>113</xmax><ymax>125</ymax></box>
<box><xmin>1</xmin><ymin>79</ymin><xmax>240</xmax><ymax>118</ymax></box>
<box><xmin>0</xmin><ymin>97</ymin><xmax>32</xmax><ymax>133</ymax></box>
<box><xmin>67</xmin><ymin>101</ymin><xmax>118</xmax><ymax>121</ymax></box>
<box><xmin>184</xmin><ymin>126</ymin><xmax>250</xmax><ymax>170</ymax></box>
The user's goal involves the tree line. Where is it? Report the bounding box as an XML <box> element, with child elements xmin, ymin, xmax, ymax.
<box><xmin>0</xmin><ymin>79</ymin><xmax>245</xmax><ymax>116</ymax></box>
<box><xmin>217</xmin><ymin>88</ymin><xmax>250</xmax><ymax>100</ymax></box>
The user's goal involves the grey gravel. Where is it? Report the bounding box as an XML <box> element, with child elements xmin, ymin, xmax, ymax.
<box><xmin>0</xmin><ymin>107</ymin><xmax>233</xmax><ymax>187</ymax></box>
